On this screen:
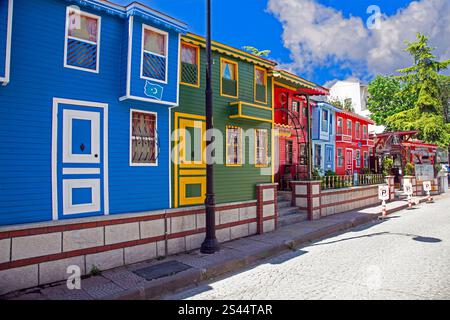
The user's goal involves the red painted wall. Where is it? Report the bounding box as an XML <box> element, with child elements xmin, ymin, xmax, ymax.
<box><xmin>335</xmin><ymin>111</ymin><xmax>374</xmax><ymax>175</ymax></box>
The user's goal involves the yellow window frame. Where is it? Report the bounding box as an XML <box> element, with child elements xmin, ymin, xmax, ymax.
<box><xmin>225</xmin><ymin>125</ymin><xmax>243</xmax><ymax>167</ymax></box>
<box><xmin>220</xmin><ymin>57</ymin><xmax>239</xmax><ymax>99</ymax></box>
<box><xmin>255</xmin><ymin>129</ymin><xmax>269</xmax><ymax>168</ymax></box>
<box><xmin>254</xmin><ymin>66</ymin><xmax>268</xmax><ymax>104</ymax></box>
<box><xmin>180</xmin><ymin>41</ymin><xmax>200</xmax><ymax>88</ymax></box>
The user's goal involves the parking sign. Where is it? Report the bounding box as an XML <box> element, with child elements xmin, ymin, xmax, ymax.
<box><xmin>378</xmin><ymin>185</ymin><xmax>390</xmax><ymax>201</ymax></box>
<box><xmin>403</xmin><ymin>183</ymin><xmax>413</xmax><ymax>196</ymax></box>
<box><xmin>423</xmin><ymin>181</ymin><xmax>432</xmax><ymax>192</ymax></box>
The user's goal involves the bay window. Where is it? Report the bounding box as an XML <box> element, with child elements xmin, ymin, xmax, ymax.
<box><xmin>141</xmin><ymin>25</ymin><xmax>168</xmax><ymax>83</ymax></box>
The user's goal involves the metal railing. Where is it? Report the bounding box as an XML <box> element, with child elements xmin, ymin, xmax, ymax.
<box><xmin>320</xmin><ymin>174</ymin><xmax>385</xmax><ymax>190</ymax></box>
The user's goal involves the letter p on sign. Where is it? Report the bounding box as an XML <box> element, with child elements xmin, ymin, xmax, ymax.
<box><xmin>378</xmin><ymin>185</ymin><xmax>389</xmax><ymax>201</ymax></box>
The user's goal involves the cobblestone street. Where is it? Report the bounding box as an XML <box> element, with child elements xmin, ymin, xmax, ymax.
<box><xmin>167</xmin><ymin>194</ymin><xmax>450</xmax><ymax>300</ymax></box>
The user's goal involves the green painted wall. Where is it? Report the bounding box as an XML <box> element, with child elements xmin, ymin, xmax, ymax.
<box><xmin>172</xmin><ymin>43</ymin><xmax>274</xmax><ymax>205</ymax></box>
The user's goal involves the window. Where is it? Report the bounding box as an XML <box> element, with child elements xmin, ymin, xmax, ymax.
<box><xmin>347</xmin><ymin>119</ymin><xmax>352</xmax><ymax>136</ymax></box>
<box><xmin>292</xmin><ymin>101</ymin><xmax>299</xmax><ymax>113</ymax></box>
<box><xmin>363</xmin><ymin>125</ymin><xmax>368</xmax><ymax>139</ymax></box>
<box><xmin>221</xmin><ymin>58</ymin><xmax>238</xmax><ymax>98</ymax></box>
<box><xmin>141</xmin><ymin>25</ymin><xmax>168</xmax><ymax>83</ymax></box>
<box><xmin>337</xmin><ymin>148</ymin><xmax>344</xmax><ymax>167</ymax></box>
<box><xmin>255</xmin><ymin>129</ymin><xmax>269</xmax><ymax>167</ymax></box>
<box><xmin>286</xmin><ymin>140</ymin><xmax>293</xmax><ymax>165</ymax></box>
<box><xmin>226</xmin><ymin>126</ymin><xmax>242</xmax><ymax>166</ymax></box>
<box><xmin>65</xmin><ymin>7</ymin><xmax>101</xmax><ymax>72</ymax></box>
<box><xmin>180</xmin><ymin>42</ymin><xmax>200</xmax><ymax>87</ymax></box>
<box><xmin>355</xmin><ymin>122</ymin><xmax>360</xmax><ymax>139</ymax></box>
<box><xmin>364</xmin><ymin>151</ymin><xmax>369</xmax><ymax>168</ymax></box>
<box><xmin>130</xmin><ymin>110</ymin><xmax>157</xmax><ymax>165</ymax></box>
<box><xmin>321</xmin><ymin>110</ymin><xmax>329</xmax><ymax>132</ymax></box>
<box><xmin>254</xmin><ymin>66</ymin><xmax>267</xmax><ymax>103</ymax></box>
<box><xmin>337</xmin><ymin>117</ymin><xmax>343</xmax><ymax>135</ymax></box>
<box><xmin>355</xmin><ymin>150</ymin><xmax>361</xmax><ymax>168</ymax></box>
<box><xmin>314</xmin><ymin>145</ymin><xmax>322</xmax><ymax>167</ymax></box>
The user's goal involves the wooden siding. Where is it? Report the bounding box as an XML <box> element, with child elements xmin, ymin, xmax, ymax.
<box><xmin>0</xmin><ymin>0</ymin><xmax>183</xmax><ymax>225</ymax></box>
<box><xmin>0</xmin><ymin>0</ymin><xmax>9</xmax><ymax>77</ymax></box>
<box><xmin>174</xmin><ymin>45</ymin><xmax>273</xmax><ymax>205</ymax></box>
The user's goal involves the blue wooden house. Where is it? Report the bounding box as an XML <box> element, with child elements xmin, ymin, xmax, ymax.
<box><xmin>0</xmin><ymin>0</ymin><xmax>187</xmax><ymax>226</ymax></box>
<box><xmin>312</xmin><ymin>101</ymin><xmax>340</xmax><ymax>175</ymax></box>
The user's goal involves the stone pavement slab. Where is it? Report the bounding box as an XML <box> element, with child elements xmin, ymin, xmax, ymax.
<box><xmin>1</xmin><ymin>194</ymin><xmax>437</xmax><ymax>300</ymax></box>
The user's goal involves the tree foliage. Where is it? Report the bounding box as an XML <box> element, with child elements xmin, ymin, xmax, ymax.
<box><xmin>367</xmin><ymin>75</ymin><xmax>416</xmax><ymax>125</ymax></box>
<box><xmin>242</xmin><ymin>46</ymin><xmax>271</xmax><ymax>57</ymax></box>
<box><xmin>370</xmin><ymin>33</ymin><xmax>450</xmax><ymax>147</ymax></box>
<box><xmin>328</xmin><ymin>97</ymin><xmax>355</xmax><ymax>112</ymax></box>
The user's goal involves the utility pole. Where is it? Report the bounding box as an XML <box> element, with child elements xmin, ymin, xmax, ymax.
<box><xmin>201</xmin><ymin>0</ymin><xmax>220</xmax><ymax>254</ymax></box>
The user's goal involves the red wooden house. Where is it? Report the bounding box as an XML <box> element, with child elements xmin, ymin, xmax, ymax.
<box><xmin>335</xmin><ymin>109</ymin><xmax>374</xmax><ymax>175</ymax></box>
<box><xmin>272</xmin><ymin>70</ymin><xmax>329</xmax><ymax>190</ymax></box>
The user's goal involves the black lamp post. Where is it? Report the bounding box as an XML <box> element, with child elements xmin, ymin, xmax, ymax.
<box><xmin>201</xmin><ymin>0</ymin><xmax>220</xmax><ymax>254</ymax></box>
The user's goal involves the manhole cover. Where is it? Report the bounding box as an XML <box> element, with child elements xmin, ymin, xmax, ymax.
<box><xmin>133</xmin><ymin>261</ymin><xmax>192</xmax><ymax>281</ymax></box>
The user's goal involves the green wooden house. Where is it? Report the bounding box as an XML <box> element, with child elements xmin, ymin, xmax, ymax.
<box><xmin>172</xmin><ymin>33</ymin><xmax>277</xmax><ymax>208</ymax></box>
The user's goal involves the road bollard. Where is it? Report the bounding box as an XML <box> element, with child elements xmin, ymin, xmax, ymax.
<box><xmin>379</xmin><ymin>200</ymin><xmax>387</xmax><ymax>219</ymax></box>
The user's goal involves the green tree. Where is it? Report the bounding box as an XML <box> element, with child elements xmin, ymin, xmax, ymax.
<box><xmin>242</xmin><ymin>46</ymin><xmax>271</xmax><ymax>57</ymax></box>
<box><xmin>328</xmin><ymin>97</ymin><xmax>355</xmax><ymax>112</ymax></box>
<box><xmin>367</xmin><ymin>75</ymin><xmax>416</xmax><ymax>125</ymax></box>
<box><xmin>438</xmin><ymin>75</ymin><xmax>450</xmax><ymax>122</ymax></box>
<box><xmin>384</xmin><ymin>33</ymin><xmax>450</xmax><ymax>147</ymax></box>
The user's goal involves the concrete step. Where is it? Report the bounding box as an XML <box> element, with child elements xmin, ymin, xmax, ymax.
<box><xmin>278</xmin><ymin>212</ymin><xmax>308</xmax><ymax>227</ymax></box>
<box><xmin>277</xmin><ymin>200</ymin><xmax>291</xmax><ymax>209</ymax></box>
<box><xmin>278</xmin><ymin>206</ymin><xmax>299</xmax><ymax>217</ymax></box>
<box><xmin>277</xmin><ymin>191</ymin><xmax>292</xmax><ymax>202</ymax></box>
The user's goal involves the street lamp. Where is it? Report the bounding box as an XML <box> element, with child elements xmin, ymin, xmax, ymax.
<box><xmin>201</xmin><ymin>0</ymin><xmax>220</xmax><ymax>254</ymax></box>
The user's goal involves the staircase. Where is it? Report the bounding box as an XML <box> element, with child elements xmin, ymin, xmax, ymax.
<box><xmin>277</xmin><ymin>191</ymin><xmax>308</xmax><ymax>227</ymax></box>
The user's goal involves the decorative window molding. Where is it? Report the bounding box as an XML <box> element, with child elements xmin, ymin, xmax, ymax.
<box><xmin>355</xmin><ymin>122</ymin><xmax>361</xmax><ymax>139</ymax></box>
<box><xmin>226</xmin><ymin>126</ymin><xmax>243</xmax><ymax>166</ymax></box>
<box><xmin>64</xmin><ymin>6</ymin><xmax>101</xmax><ymax>73</ymax></box>
<box><xmin>337</xmin><ymin>148</ymin><xmax>344</xmax><ymax>167</ymax></box>
<box><xmin>254</xmin><ymin>66</ymin><xmax>267</xmax><ymax>104</ymax></box>
<box><xmin>255</xmin><ymin>129</ymin><xmax>269</xmax><ymax>167</ymax></box>
<box><xmin>321</xmin><ymin>110</ymin><xmax>329</xmax><ymax>133</ymax></box>
<box><xmin>355</xmin><ymin>149</ymin><xmax>361</xmax><ymax>168</ymax></box>
<box><xmin>363</xmin><ymin>151</ymin><xmax>369</xmax><ymax>168</ymax></box>
<box><xmin>140</xmin><ymin>24</ymin><xmax>169</xmax><ymax>83</ymax></box>
<box><xmin>363</xmin><ymin>125</ymin><xmax>368</xmax><ymax>139</ymax></box>
<box><xmin>220</xmin><ymin>58</ymin><xmax>239</xmax><ymax>99</ymax></box>
<box><xmin>337</xmin><ymin>117</ymin><xmax>343</xmax><ymax>135</ymax></box>
<box><xmin>180</xmin><ymin>42</ymin><xmax>200</xmax><ymax>87</ymax></box>
<box><xmin>347</xmin><ymin>119</ymin><xmax>352</xmax><ymax>136</ymax></box>
<box><xmin>129</xmin><ymin>109</ymin><xmax>158</xmax><ymax>166</ymax></box>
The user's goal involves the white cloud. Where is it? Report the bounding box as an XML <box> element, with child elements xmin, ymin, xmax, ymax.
<box><xmin>267</xmin><ymin>0</ymin><xmax>450</xmax><ymax>78</ymax></box>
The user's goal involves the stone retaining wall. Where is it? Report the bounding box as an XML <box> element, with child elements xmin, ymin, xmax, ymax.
<box><xmin>0</xmin><ymin>183</ymin><xmax>278</xmax><ymax>295</ymax></box>
<box><xmin>291</xmin><ymin>181</ymin><xmax>382</xmax><ymax>221</ymax></box>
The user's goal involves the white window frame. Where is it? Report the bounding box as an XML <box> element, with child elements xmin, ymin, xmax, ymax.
<box><xmin>347</xmin><ymin>119</ymin><xmax>352</xmax><ymax>136</ymax></box>
<box><xmin>337</xmin><ymin>148</ymin><xmax>343</xmax><ymax>167</ymax></box>
<box><xmin>355</xmin><ymin>149</ymin><xmax>361</xmax><ymax>168</ymax></box>
<box><xmin>129</xmin><ymin>109</ymin><xmax>158</xmax><ymax>167</ymax></box>
<box><xmin>255</xmin><ymin>129</ymin><xmax>269</xmax><ymax>168</ymax></box>
<box><xmin>140</xmin><ymin>24</ymin><xmax>169</xmax><ymax>84</ymax></box>
<box><xmin>321</xmin><ymin>109</ymin><xmax>329</xmax><ymax>133</ymax></box>
<box><xmin>337</xmin><ymin>117</ymin><xmax>343</xmax><ymax>135</ymax></box>
<box><xmin>64</xmin><ymin>6</ymin><xmax>101</xmax><ymax>74</ymax></box>
<box><xmin>355</xmin><ymin>122</ymin><xmax>360</xmax><ymax>139</ymax></box>
<box><xmin>363</xmin><ymin>151</ymin><xmax>369</xmax><ymax>168</ymax></box>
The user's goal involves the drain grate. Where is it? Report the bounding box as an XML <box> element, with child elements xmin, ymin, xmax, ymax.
<box><xmin>133</xmin><ymin>261</ymin><xmax>192</xmax><ymax>281</ymax></box>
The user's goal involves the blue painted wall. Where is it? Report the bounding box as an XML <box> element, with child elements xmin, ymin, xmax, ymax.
<box><xmin>0</xmin><ymin>0</ymin><xmax>184</xmax><ymax>226</ymax></box>
<box><xmin>312</xmin><ymin>102</ymin><xmax>338</xmax><ymax>174</ymax></box>
<box><xmin>0</xmin><ymin>0</ymin><xmax>9</xmax><ymax>77</ymax></box>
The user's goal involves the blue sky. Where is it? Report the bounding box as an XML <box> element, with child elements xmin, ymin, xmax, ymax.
<box><xmin>116</xmin><ymin>0</ymin><xmax>450</xmax><ymax>87</ymax></box>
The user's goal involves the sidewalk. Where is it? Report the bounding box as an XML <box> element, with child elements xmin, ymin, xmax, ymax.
<box><xmin>1</xmin><ymin>195</ymin><xmax>437</xmax><ymax>300</ymax></box>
